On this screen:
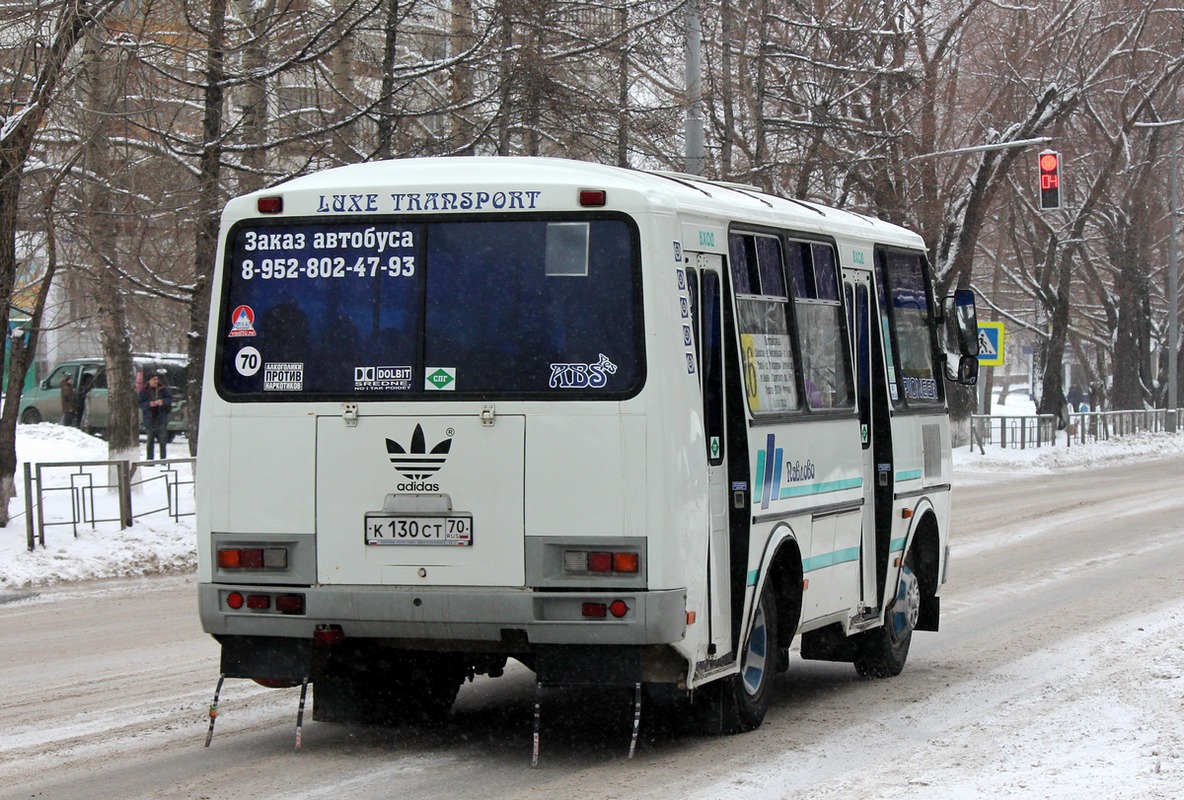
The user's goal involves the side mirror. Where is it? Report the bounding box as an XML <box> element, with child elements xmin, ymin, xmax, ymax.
<box><xmin>945</xmin><ymin>289</ymin><xmax>979</xmax><ymax>357</ymax></box>
<box><xmin>945</xmin><ymin>354</ymin><xmax>979</xmax><ymax>385</ymax></box>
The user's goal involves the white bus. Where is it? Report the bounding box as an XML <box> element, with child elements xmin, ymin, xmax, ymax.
<box><xmin>197</xmin><ymin>157</ymin><xmax>978</xmax><ymax>742</ymax></box>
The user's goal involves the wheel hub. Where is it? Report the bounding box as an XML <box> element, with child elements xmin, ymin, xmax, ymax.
<box><xmin>741</xmin><ymin>601</ymin><xmax>768</xmax><ymax>696</ymax></box>
<box><xmin>888</xmin><ymin>564</ymin><xmax>920</xmax><ymax>644</ymax></box>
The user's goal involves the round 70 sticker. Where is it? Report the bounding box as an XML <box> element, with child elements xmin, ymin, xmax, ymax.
<box><xmin>235</xmin><ymin>346</ymin><xmax>263</xmax><ymax>377</ymax></box>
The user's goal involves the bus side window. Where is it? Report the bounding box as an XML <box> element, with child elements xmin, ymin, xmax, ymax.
<box><xmin>787</xmin><ymin>240</ymin><xmax>855</xmax><ymax>411</ymax></box>
<box><xmin>701</xmin><ymin>271</ymin><xmax>725</xmax><ymax>466</ymax></box>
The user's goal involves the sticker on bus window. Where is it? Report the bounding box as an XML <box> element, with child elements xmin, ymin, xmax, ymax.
<box><xmin>673</xmin><ymin>241</ymin><xmax>683</xmax><ymax>263</ymax></box>
<box><xmin>425</xmin><ymin>367</ymin><xmax>456</xmax><ymax>391</ymax></box>
<box><xmin>548</xmin><ymin>354</ymin><xmax>617</xmax><ymax>389</ymax></box>
<box><xmin>235</xmin><ymin>346</ymin><xmax>262</xmax><ymax>377</ymax></box>
<box><xmin>263</xmin><ymin>362</ymin><xmax>304</xmax><ymax>391</ymax></box>
<box><xmin>228</xmin><ymin>305</ymin><xmax>256</xmax><ymax>337</ymax></box>
<box><xmin>355</xmin><ymin>365</ymin><xmax>412</xmax><ymax>391</ymax></box>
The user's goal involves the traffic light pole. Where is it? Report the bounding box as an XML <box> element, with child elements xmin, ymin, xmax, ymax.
<box><xmin>1169</xmin><ymin>125</ymin><xmax>1179</xmax><ymax>430</ymax></box>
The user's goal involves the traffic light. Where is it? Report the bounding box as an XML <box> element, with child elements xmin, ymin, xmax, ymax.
<box><xmin>1038</xmin><ymin>149</ymin><xmax>1062</xmax><ymax>210</ymax></box>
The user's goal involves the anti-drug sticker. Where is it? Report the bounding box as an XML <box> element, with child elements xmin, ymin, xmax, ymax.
<box><xmin>264</xmin><ymin>362</ymin><xmax>304</xmax><ymax>391</ymax></box>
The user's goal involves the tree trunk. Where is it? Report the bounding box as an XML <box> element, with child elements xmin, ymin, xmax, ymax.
<box><xmin>1037</xmin><ymin>258</ymin><xmax>1072</xmax><ymax>427</ymax></box>
<box><xmin>234</xmin><ymin>0</ymin><xmax>276</xmax><ymax>193</ymax></box>
<box><xmin>186</xmin><ymin>0</ymin><xmax>229</xmax><ymax>455</ymax></box>
<box><xmin>0</xmin><ymin>1</ymin><xmax>115</xmax><ymax>524</ymax></box>
<box><xmin>80</xmin><ymin>32</ymin><xmax>139</xmax><ymax>464</ymax></box>
<box><xmin>451</xmin><ymin>0</ymin><xmax>475</xmax><ymax>155</ymax></box>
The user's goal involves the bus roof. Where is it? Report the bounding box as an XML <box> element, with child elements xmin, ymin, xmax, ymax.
<box><xmin>230</xmin><ymin>157</ymin><xmax>925</xmax><ymax>251</ymax></box>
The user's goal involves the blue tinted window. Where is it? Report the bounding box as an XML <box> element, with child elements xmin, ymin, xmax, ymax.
<box><xmin>217</xmin><ymin>218</ymin><xmax>641</xmax><ymax>398</ymax></box>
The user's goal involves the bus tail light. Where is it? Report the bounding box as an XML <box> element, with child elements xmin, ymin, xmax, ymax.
<box><xmin>225</xmin><ymin>591</ymin><xmax>305</xmax><ymax>615</ymax></box>
<box><xmin>581</xmin><ymin>600</ymin><xmax>629</xmax><ymax>619</ymax></box>
<box><xmin>217</xmin><ymin>547</ymin><xmax>288</xmax><ymax>570</ymax></box>
<box><xmin>275</xmin><ymin>594</ymin><xmax>306</xmax><ymax>614</ymax></box>
<box><xmin>563</xmin><ymin>549</ymin><xmax>640</xmax><ymax>575</ymax></box>
<box><xmin>582</xmin><ymin>602</ymin><xmax>607</xmax><ymax>618</ymax></box>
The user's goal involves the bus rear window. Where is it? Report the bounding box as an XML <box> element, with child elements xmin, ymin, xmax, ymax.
<box><xmin>216</xmin><ymin>217</ymin><xmax>642</xmax><ymax>399</ymax></box>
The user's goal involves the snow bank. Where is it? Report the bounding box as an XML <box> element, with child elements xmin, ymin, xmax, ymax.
<box><xmin>0</xmin><ymin>424</ymin><xmax>195</xmax><ymax>589</ymax></box>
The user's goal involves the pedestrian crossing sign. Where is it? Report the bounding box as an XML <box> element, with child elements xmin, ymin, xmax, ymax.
<box><xmin>977</xmin><ymin>322</ymin><xmax>1004</xmax><ymax>367</ymax></box>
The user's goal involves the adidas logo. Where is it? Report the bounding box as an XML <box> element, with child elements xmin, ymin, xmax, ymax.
<box><xmin>386</xmin><ymin>424</ymin><xmax>452</xmax><ymax>482</ymax></box>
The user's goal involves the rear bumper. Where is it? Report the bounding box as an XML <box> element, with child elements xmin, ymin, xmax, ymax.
<box><xmin>198</xmin><ymin>583</ymin><xmax>688</xmax><ymax>647</ymax></box>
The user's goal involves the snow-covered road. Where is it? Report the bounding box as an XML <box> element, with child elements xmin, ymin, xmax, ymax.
<box><xmin>0</xmin><ymin>429</ymin><xmax>1181</xmax><ymax>799</ymax></box>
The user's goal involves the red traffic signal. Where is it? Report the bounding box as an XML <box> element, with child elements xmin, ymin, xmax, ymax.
<box><xmin>1038</xmin><ymin>149</ymin><xmax>1061</xmax><ymax>210</ymax></box>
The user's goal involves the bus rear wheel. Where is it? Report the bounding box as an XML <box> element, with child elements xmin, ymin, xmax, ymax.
<box><xmin>853</xmin><ymin>553</ymin><xmax>919</xmax><ymax>678</ymax></box>
<box><xmin>707</xmin><ymin>579</ymin><xmax>778</xmax><ymax>734</ymax></box>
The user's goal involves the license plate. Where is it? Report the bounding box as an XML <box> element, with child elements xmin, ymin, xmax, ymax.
<box><xmin>365</xmin><ymin>513</ymin><xmax>473</xmax><ymax>546</ymax></box>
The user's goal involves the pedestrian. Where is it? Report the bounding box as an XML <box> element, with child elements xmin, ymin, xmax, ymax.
<box><xmin>138</xmin><ymin>372</ymin><xmax>173</xmax><ymax>460</ymax></box>
<box><xmin>59</xmin><ymin>375</ymin><xmax>77</xmax><ymax>426</ymax></box>
<box><xmin>76</xmin><ymin>372</ymin><xmax>95</xmax><ymax>430</ymax></box>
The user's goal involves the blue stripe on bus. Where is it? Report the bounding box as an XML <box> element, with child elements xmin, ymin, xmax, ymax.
<box><xmin>802</xmin><ymin>546</ymin><xmax>862</xmax><ymax>572</ymax></box>
<box><xmin>777</xmin><ymin>477</ymin><xmax>863</xmax><ymax>499</ymax></box>
<box><xmin>747</xmin><ymin>569</ymin><xmax>759</xmax><ymax>586</ymax></box>
<box><xmin>896</xmin><ymin>469</ymin><xmax>923</xmax><ymax>481</ymax></box>
<box><xmin>753</xmin><ymin>450</ymin><xmax>766</xmax><ymax>505</ymax></box>
<box><xmin>761</xmin><ymin>433</ymin><xmax>776</xmax><ymax>510</ymax></box>
<box><xmin>890</xmin><ymin>536</ymin><xmax>907</xmax><ymax>553</ymax></box>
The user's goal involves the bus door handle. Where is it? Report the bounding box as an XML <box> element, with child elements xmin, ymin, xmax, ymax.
<box><xmin>877</xmin><ymin>463</ymin><xmax>891</xmax><ymax>487</ymax></box>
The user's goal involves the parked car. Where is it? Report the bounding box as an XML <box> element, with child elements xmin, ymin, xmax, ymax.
<box><xmin>18</xmin><ymin>355</ymin><xmax>189</xmax><ymax>439</ymax></box>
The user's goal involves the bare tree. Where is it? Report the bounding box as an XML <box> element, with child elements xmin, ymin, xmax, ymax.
<box><xmin>0</xmin><ymin>0</ymin><xmax>120</xmax><ymax>520</ymax></box>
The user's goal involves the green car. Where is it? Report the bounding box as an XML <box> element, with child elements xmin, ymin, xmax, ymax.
<box><xmin>19</xmin><ymin>356</ymin><xmax>189</xmax><ymax>439</ymax></box>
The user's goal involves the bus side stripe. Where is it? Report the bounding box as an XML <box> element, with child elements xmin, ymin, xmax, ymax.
<box><xmin>754</xmin><ymin>450</ymin><xmax>766</xmax><ymax>505</ymax></box>
<box><xmin>761</xmin><ymin>433</ymin><xmax>776</xmax><ymax>510</ymax></box>
<box><xmin>802</xmin><ymin>546</ymin><xmax>862</xmax><ymax>572</ymax></box>
<box><xmin>776</xmin><ymin>477</ymin><xmax>863</xmax><ymax>499</ymax></box>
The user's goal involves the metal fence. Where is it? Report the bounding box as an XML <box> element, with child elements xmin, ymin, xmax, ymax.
<box><xmin>970</xmin><ymin>409</ymin><xmax>1182</xmax><ymax>453</ymax></box>
<box><xmin>23</xmin><ymin>458</ymin><xmax>195</xmax><ymax>551</ymax></box>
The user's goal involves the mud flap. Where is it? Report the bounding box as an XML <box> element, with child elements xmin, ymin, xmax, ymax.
<box><xmin>218</xmin><ymin>635</ymin><xmax>314</xmax><ymax>683</ymax></box>
<box><xmin>534</xmin><ymin>644</ymin><xmax>643</xmax><ymax>687</ymax></box>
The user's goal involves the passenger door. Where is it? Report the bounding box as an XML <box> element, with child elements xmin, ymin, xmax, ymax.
<box><xmin>845</xmin><ymin>270</ymin><xmax>877</xmax><ymax>609</ymax></box>
<box><xmin>689</xmin><ymin>256</ymin><xmax>733</xmax><ymax>660</ymax></box>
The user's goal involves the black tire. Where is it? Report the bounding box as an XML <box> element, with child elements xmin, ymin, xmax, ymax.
<box><xmin>705</xmin><ymin>579</ymin><xmax>778</xmax><ymax>734</ymax></box>
<box><xmin>20</xmin><ymin>407</ymin><xmax>42</xmax><ymax>424</ymax></box>
<box><xmin>853</xmin><ymin>552</ymin><xmax>919</xmax><ymax>678</ymax></box>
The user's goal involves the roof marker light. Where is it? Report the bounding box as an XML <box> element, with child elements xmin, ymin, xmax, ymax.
<box><xmin>257</xmin><ymin>196</ymin><xmax>283</xmax><ymax>214</ymax></box>
<box><xmin>579</xmin><ymin>189</ymin><xmax>606</xmax><ymax>207</ymax></box>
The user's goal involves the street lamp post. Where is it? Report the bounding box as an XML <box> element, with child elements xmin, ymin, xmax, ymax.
<box><xmin>1169</xmin><ymin>126</ymin><xmax>1179</xmax><ymax>430</ymax></box>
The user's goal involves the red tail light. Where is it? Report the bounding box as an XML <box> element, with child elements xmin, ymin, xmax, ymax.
<box><xmin>275</xmin><ymin>594</ymin><xmax>305</xmax><ymax>614</ymax></box>
<box><xmin>581</xmin><ymin>602</ymin><xmax>607</xmax><ymax>618</ymax></box>
<box><xmin>587</xmin><ymin>552</ymin><xmax>613</xmax><ymax>572</ymax></box>
<box><xmin>562</xmin><ymin>549</ymin><xmax>641</xmax><ymax>576</ymax></box>
<box><xmin>217</xmin><ymin>547</ymin><xmax>288</xmax><ymax>570</ymax></box>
